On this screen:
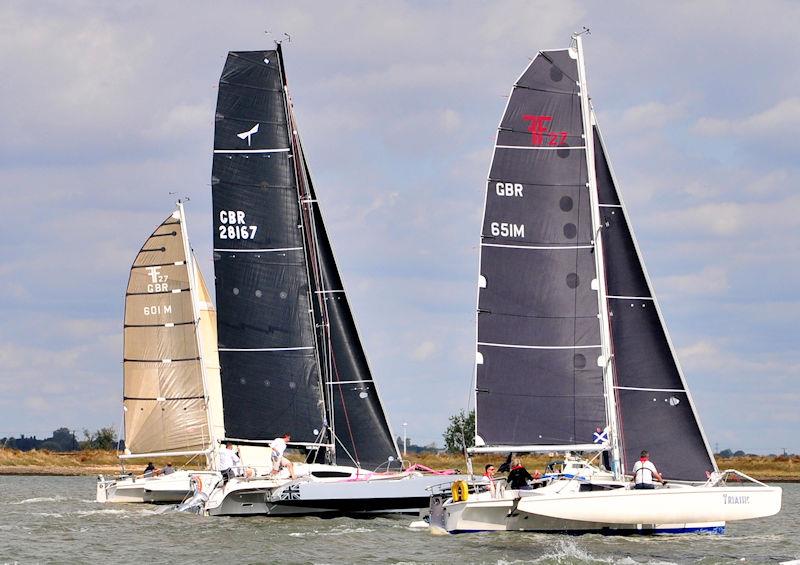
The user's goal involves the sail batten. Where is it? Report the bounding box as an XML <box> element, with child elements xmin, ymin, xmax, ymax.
<box><xmin>211</xmin><ymin>48</ymin><xmax>398</xmax><ymax>468</ymax></box>
<box><xmin>122</xmin><ymin>209</ymin><xmax>219</xmax><ymax>456</ymax></box>
<box><xmin>475</xmin><ymin>47</ymin><xmax>606</xmax><ymax>448</ymax></box>
<box><xmin>592</xmin><ymin>121</ymin><xmax>716</xmax><ymax>480</ymax></box>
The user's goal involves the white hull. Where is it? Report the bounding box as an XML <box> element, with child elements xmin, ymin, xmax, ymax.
<box><xmin>96</xmin><ymin>470</ymin><xmax>222</xmax><ymax>504</ymax></box>
<box><xmin>434</xmin><ymin>479</ymin><xmax>781</xmax><ymax>534</ymax></box>
<box><xmin>204</xmin><ymin>463</ymin><xmax>463</xmax><ymax>517</ymax></box>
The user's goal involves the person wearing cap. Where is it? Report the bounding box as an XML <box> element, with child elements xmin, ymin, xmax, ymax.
<box><xmin>632</xmin><ymin>450</ymin><xmax>664</xmax><ymax>489</ymax></box>
<box><xmin>270</xmin><ymin>434</ymin><xmax>296</xmax><ymax>480</ymax></box>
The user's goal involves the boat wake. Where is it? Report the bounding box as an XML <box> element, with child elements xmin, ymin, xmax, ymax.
<box><xmin>288</xmin><ymin>526</ymin><xmax>375</xmax><ymax>538</ymax></box>
<box><xmin>9</xmin><ymin>496</ymin><xmax>68</xmax><ymax>505</ymax></box>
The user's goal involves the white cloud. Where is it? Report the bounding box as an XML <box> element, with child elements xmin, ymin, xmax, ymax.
<box><xmin>693</xmin><ymin>97</ymin><xmax>800</xmax><ymax>137</ymax></box>
<box><xmin>0</xmin><ymin>1</ymin><xmax>798</xmax><ymax>451</ymax></box>
<box><xmin>617</xmin><ymin>101</ymin><xmax>686</xmax><ymax>132</ymax></box>
<box><xmin>657</xmin><ymin>266</ymin><xmax>729</xmax><ymax>297</ymax></box>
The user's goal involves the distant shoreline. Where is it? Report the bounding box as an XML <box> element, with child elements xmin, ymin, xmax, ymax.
<box><xmin>1</xmin><ymin>448</ymin><xmax>798</xmax><ymax>482</ymax></box>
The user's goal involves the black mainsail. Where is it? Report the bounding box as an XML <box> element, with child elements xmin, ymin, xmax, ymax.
<box><xmin>211</xmin><ymin>47</ymin><xmax>399</xmax><ymax>469</ymax></box>
<box><xmin>473</xmin><ymin>39</ymin><xmax>716</xmax><ymax>481</ymax></box>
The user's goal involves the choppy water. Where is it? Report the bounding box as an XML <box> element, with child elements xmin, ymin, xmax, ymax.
<box><xmin>0</xmin><ymin>476</ymin><xmax>797</xmax><ymax>564</ymax></box>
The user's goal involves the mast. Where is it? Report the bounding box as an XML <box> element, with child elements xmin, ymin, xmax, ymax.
<box><xmin>178</xmin><ymin>201</ymin><xmax>218</xmax><ymax>468</ymax></box>
<box><xmin>276</xmin><ymin>44</ymin><xmax>400</xmax><ymax>469</ymax></box>
<box><xmin>275</xmin><ymin>42</ymin><xmax>336</xmax><ymax>463</ymax></box>
<box><xmin>574</xmin><ymin>35</ymin><xmax>622</xmax><ymax>477</ymax></box>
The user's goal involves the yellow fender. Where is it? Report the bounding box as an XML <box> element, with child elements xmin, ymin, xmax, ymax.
<box><xmin>451</xmin><ymin>480</ymin><xmax>469</xmax><ymax>502</ymax></box>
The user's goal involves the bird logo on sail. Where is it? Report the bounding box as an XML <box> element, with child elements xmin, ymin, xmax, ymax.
<box><xmin>237</xmin><ymin>123</ymin><xmax>260</xmax><ymax>146</ymax></box>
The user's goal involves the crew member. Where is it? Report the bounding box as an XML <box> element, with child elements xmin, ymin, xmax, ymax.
<box><xmin>632</xmin><ymin>450</ymin><xmax>664</xmax><ymax>489</ymax></box>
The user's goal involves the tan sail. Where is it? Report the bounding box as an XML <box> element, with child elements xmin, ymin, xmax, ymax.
<box><xmin>193</xmin><ymin>252</ymin><xmax>225</xmax><ymax>447</ymax></box>
<box><xmin>123</xmin><ymin>208</ymin><xmax>215</xmax><ymax>455</ymax></box>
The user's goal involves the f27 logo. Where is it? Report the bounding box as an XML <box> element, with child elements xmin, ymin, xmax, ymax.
<box><xmin>522</xmin><ymin>115</ymin><xmax>568</xmax><ymax>146</ymax></box>
<box><xmin>145</xmin><ymin>266</ymin><xmax>169</xmax><ymax>293</ymax></box>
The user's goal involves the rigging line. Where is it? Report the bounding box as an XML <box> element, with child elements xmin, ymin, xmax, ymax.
<box><xmin>331</xmin><ymin>351</ymin><xmax>360</xmax><ymax>466</ymax></box>
<box><xmin>332</xmin><ymin>427</ymin><xmax>360</xmax><ymax>470</ymax></box>
<box><xmin>284</xmin><ymin>78</ymin><xmax>333</xmax><ymax>450</ymax></box>
<box><xmin>538</xmin><ymin>50</ymin><xmax>580</xmax><ymax>84</ymax></box>
<box><xmin>331</xmin><ymin>379</ymin><xmax>373</xmax><ymax>385</ymax></box>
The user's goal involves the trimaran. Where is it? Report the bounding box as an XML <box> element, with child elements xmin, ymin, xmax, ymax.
<box><xmin>99</xmin><ymin>45</ymin><xmax>462</xmax><ymax>514</ymax></box>
<box><xmin>200</xmin><ymin>44</ymin><xmax>463</xmax><ymax>516</ymax></box>
<box><xmin>97</xmin><ymin>203</ymin><xmax>225</xmax><ymax>503</ymax></box>
<box><xmin>429</xmin><ymin>34</ymin><xmax>782</xmax><ymax>534</ymax></box>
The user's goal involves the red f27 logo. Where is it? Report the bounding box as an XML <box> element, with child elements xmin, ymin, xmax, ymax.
<box><xmin>523</xmin><ymin>115</ymin><xmax>568</xmax><ymax>146</ymax></box>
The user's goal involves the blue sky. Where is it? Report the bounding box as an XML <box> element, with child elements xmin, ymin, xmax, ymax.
<box><xmin>1</xmin><ymin>1</ymin><xmax>798</xmax><ymax>454</ymax></box>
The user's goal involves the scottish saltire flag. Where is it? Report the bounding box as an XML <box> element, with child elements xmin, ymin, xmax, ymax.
<box><xmin>593</xmin><ymin>427</ymin><xmax>609</xmax><ymax>444</ymax></box>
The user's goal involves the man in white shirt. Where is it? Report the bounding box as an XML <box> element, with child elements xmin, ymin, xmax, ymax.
<box><xmin>218</xmin><ymin>442</ymin><xmax>242</xmax><ymax>481</ymax></box>
<box><xmin>270</xmin><ymin>434</ymin><xmax>296</xmax><ymax>479</ymax></box>
<box><xmin>632</xmin><ymin>450</ymin><xmax>664</xmax><ymax>489</ymax></box>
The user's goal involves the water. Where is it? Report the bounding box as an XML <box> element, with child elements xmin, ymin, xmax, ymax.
<box><xmin>0</xmin><ymin>476</ymin><xmax>797</xmax><ymax>564</ymax></box>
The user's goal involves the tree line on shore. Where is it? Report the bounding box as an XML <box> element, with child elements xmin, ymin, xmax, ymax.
<box><xmin>1</xmin><ymin>416</ymin><xmax>794</xmax><ymax>458</ymax></box>
<box><xmin>0</xmin><ymin>427</ymin><xmax>119</xmax><ymax>452</ymax></box>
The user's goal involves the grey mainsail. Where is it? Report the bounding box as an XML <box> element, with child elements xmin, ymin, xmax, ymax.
<box><xmin>476</xmin><ymin>48</ymin><xmax>606</xmax><ymax>447</ymax></box>
<box><xmin>473</xmin><ymin>40</ymin><xmax>716</xmax><ymax>482</ymax></box>
<box><xmin>211</xmin><ymin>47</ymin><xmax>399</xmax><ymax>468</ymax></box>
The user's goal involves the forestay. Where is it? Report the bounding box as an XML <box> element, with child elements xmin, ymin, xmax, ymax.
<box><xmin>212</xmin><ymin>51</ymin><xmax>326</xmax><ymax>444</ymax></box>
<box><xmin>593</xmin><ymin>124</ymin><xmax>716</xmax><ymax>480</ymax></box>
<box><xmin>211</xmin><ymin>48</ymin><xmax>399</xmax><ymax>469</ymax></box>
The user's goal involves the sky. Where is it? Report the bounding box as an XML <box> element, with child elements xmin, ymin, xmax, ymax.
<box><xmin>0</xmin><ymin>1</ymin><xmax>798</xmax><ymax>454</ymax></box>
